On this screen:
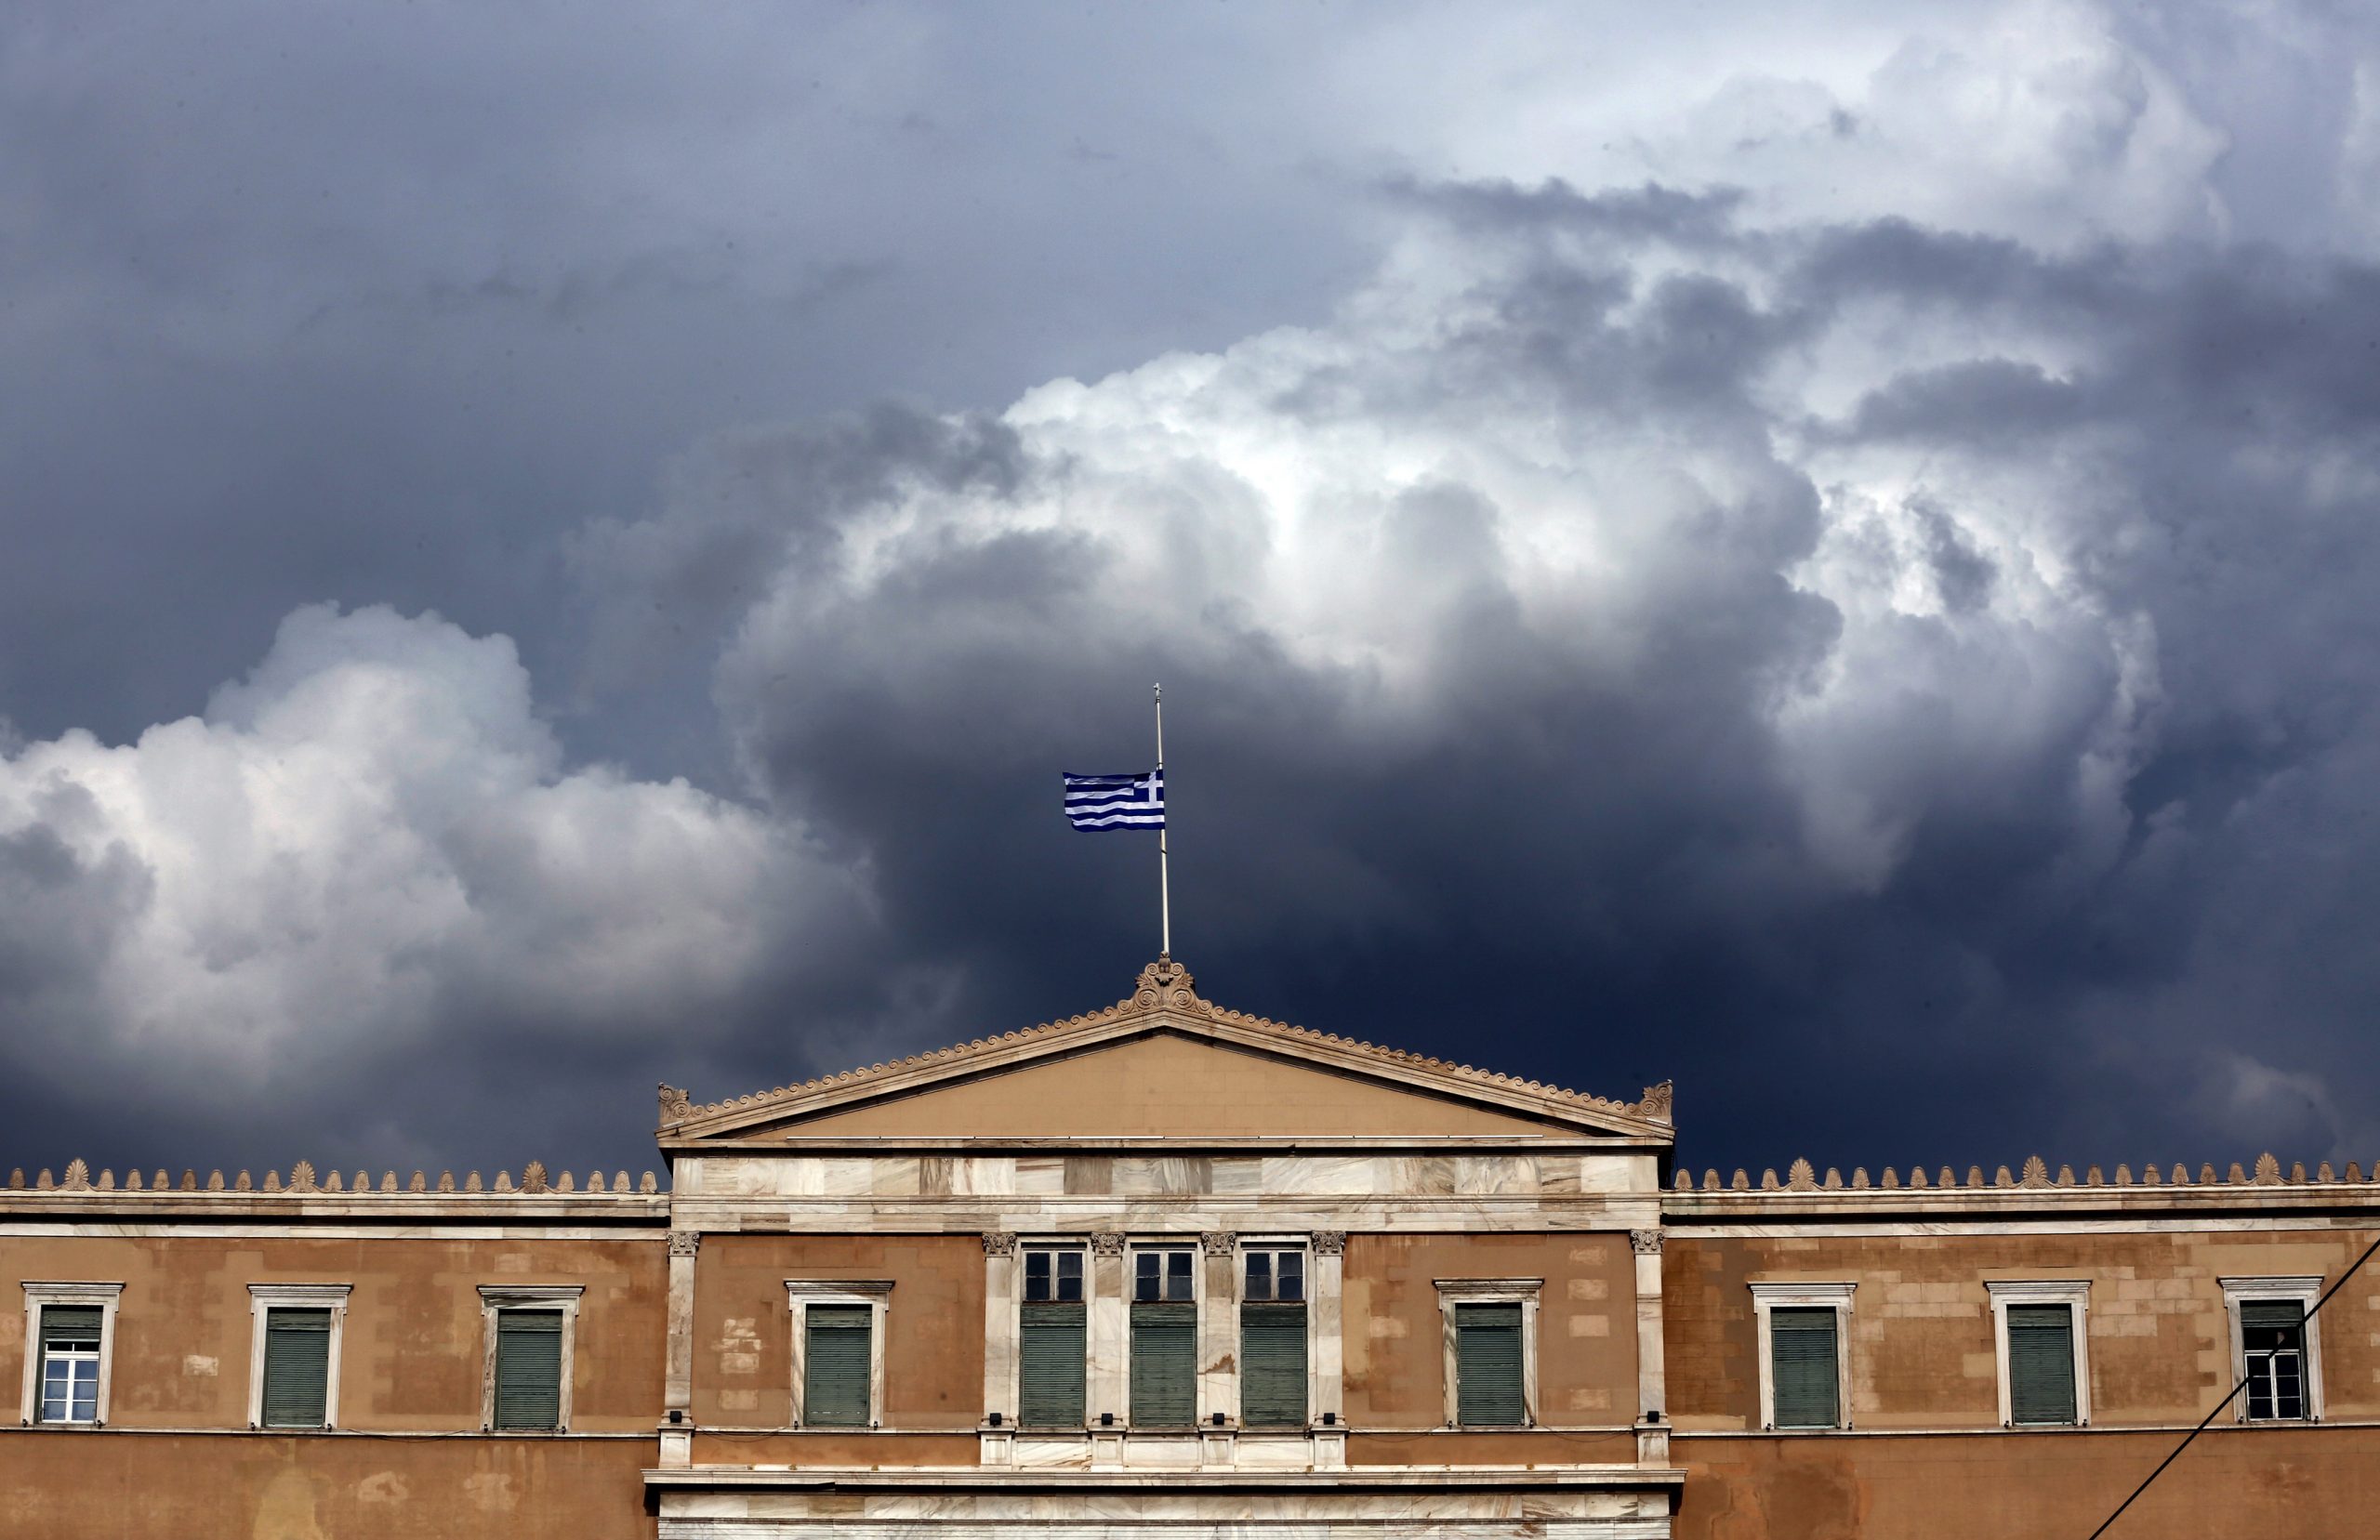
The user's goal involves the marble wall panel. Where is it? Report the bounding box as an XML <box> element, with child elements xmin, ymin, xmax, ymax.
<box><xmin>938</xmin><ymin>1158</ymin><xmax>1015</xmax><ymax>1196</ymax></box>
<box><xmin>1110</xmin><ymin>1157</ymin><xmax>1213</xmax><ymax>1195</ymax></box>
<box><xmin>1451</xmin><ymin>1157</ymin><xmax>1538</xmax><ymax>1196</ymax></box>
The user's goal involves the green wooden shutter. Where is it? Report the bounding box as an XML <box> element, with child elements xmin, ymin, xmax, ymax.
<box><xmin>494</xmin><ymin>1310</ymin><xmax>565</xmax><ymax>1430</ymax></box>
<box><xmin>1130</xmin><ymin>1302</ymin><xmax>1197</xmax><ymax>1425</ymax></box>
<box><xmin>1769</xmin><ymin>1308</ymin><xmax>1840</xmax><ymax>1428</ymax></box>
<box><xmin>2005</xmin><ymin>1305</ymin><xmax>2076</xmax><ymax>1425</ymax></box>
<box><xmin>262</xmin><ymin>1309</ymin><xmax>333</xmax><ymax>1428</ymax></box>
<box><xmin>1456</xmin><ymin>1302</ymin><xmax>1526</xmax><ymax>1425</ymax></box>
<box><xmin>1239</xmin><ymin>1301</ymin><xmax>1308</xmax><ymax>1426</ymax></box>
<box><xmin>803</xmin><ymin>1305</ymin><xmax>873</xmax><ymax>1427</ymax></box>
<box><xmin>1020</xmin><ymin>1301</ymin><xmax>1086</xmax><ymax>1427</ymax></box>
<box><xmin>41</xmin><ymin>1307</ymin><xmax>102</xmax><ymax>1349</ymax></box>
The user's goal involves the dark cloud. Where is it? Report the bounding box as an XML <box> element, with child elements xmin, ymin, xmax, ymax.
<box><xmin>7</xmin><ymin>4</ymin><xmax>2380</xmax><ymax>1186</ymax></box>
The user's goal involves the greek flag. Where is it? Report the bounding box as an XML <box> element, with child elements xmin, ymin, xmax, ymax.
<box><xmin>1063</xmin><ymin>769</ymin><xmax>1165</xmax><ymax>831</ymax></box>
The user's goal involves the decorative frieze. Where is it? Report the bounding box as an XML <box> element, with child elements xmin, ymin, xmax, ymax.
<box><xmin>4</xmin><ymin>1164</ymin><xmax>664</xmax><ymax>1200</ymax></box>
<box><xmin>1673</xmin><ymin>1152</ymin><xmax>2363</xmax><ymax>1201</ymax></box>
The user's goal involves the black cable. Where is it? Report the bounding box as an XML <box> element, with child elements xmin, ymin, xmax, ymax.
<box><xmin>2084</xmin><ymin>1229</ymin><xmax>2380</xmax><ymax>1540</ymax></box>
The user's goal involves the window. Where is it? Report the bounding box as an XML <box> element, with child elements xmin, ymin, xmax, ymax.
<box><xmin>40</xmin><ymin>1310</ymin><xmax>101</xmax><ymax>1424</ymax></box>
<box><xmin>478</xmin><ymin>1285</ymin><xmax>583</xmax><ymax>1432</ymax></box>
<box><xmin>1986</xmin><ymin>1281</ymin><xmax>2088</xmax><ymax>1428</ymax></box>
<box><xmin>19</xmin><ymin>1283</ymin><xmax>122</xmax><ymax>1428</ymax></box>
<box><xmin>246</xmin><ymin>1284</ymin><xmax>351</xmax><ymax>1429</ymax></box>
<box><xmin>2223</xmin><ymin>1277</ymin><xmax>2323</xmax><ymax>1423</ymax></box>
<box><xmin>1020</xmin><ymin>1246</ymin><xmax>1086</xmax><ymax>1427</ymax></box>
<box><xmin>1130</xmin><ymin>1247</ymin><xmax>1196</xmax><ymax>1426</ymax></box>
<box><xmin>2243</xmin><ymin>1303</ymin><xmax>2307</xmax><ymax>1420</ymax></box>
<box><xmin>1240</xmin><ymin>1245</ymin><xmax>1307</xmax><ymax>1427</ymax></box>
<box><xmin>1456</xmin><ymin>1304</ymin><xmax>1526</xmax><ymax>1425</ymax></box>
<box><xmin>1750</xmin><ymin>1282</ymin><xmax>1854</xmax><ymax>1431</ymax></box>
<box><xmin>1435</xmin><ymin>1279</ymin><xmax>1540</xmax><ymax>1428</ymax></box>
<box><xmin>787</xmin><ymin>1280</ymin><xmax>892</xmax><ymax>1429</ymax></box>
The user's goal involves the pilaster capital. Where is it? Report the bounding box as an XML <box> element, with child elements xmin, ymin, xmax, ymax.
<box><xmin>982</xmin><ymin>1231</ymin><xmax>1018</xmax><ymax>1257</ymax></box>
<box><xmin>1628</xmin><ymin>1229</ymin><xmax>1664</xmax><ymax>1256</ymax></box>
<box><xmin>1199</xmin><ymin>1231</ymin><xmax>1236</xmax><ymax>1257</ymax></box>
<box><xmin>1091</xmin><ymin>1231</ymin><xmax>1128</xmax><ymax>1257</ymax></box>
<box><xmin>667</xmin><ymin>1230</ymin><xmax>702</xmax><ymax>1257</ymax></box>
<box><xmin>1312</xmin><ymin>1231</ymin><xmax>1347</xmax><ymax>1257</ymax></box>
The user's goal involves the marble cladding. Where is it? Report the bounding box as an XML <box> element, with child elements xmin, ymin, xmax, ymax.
<box><xmin>680</xmin><ymin>1153</ymin><xmax>1652</xmax><ymax>1204</ymax></box>
<box><xmin>659</xmin><ymin>1520</ymin><xmax>1675</xmax><ymax>1540</ymax></box>
<box><xmin>653</xmin><ymin>1485</ymin><xmax>1676</xmax><ymax>1524</ymax></box>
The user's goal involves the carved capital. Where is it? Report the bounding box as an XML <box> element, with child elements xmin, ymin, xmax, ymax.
<box><xmin>1628</xmin><ymin>1229</ymin><xmax>1664</xmax><ymax>1256</ymax></box>
<box><xmin>982</xmin><ymin>1231</ymin><xmax>1018</xmax><ymax>1257</ymax></box>
<box><xmin>1199</xmin><ymin>1231</ymin><xmax>1236</xmax><ymax>1257</ymax></box>
<box><xmin>1311</xmin><ymin>1231</ymin><xmax>1346</xmax><ymax>1257</ymax></box>
<box><xmin>668</xmin><ymin>1230</ymin><xmax>702</xmax><ymax>1258</ymax></box>
<box><xmin>1091</xmin><ymin>1231</ymin><xmax>1128</xmax><ymax>1257</ymax></box>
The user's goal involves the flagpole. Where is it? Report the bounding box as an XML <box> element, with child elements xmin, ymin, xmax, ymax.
<box><xmin>1154</xmin><ymin>682</ymin><xmax>1170</xmax><ymax>958</ymax></box>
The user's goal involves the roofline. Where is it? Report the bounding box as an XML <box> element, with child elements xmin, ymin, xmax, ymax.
<box><xmin>660</xmin><ymin>1133</ymin><xmax>1669</xmax><ymax>1154</ymax></box>
<box><xmin>662</xmin><ymin>958</ymin><xmax>1673</xmax><ymax>1145</ymax></box>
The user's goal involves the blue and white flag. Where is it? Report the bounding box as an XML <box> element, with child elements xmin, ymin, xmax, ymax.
<box><xmin>1063</xmin><ymin>769</ymin><xmax>1165</xmax><ymax>831</ymax></box>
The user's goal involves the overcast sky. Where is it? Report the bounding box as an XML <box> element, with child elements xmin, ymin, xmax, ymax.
<box><xmin>7</xmin><ymin>1</ymin><xmax>2380</xmax><ymax>1183</ymax></box>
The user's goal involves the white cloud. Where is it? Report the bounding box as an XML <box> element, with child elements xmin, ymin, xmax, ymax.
<box><xmin>0</xmin><ymin>604</ymin><xmax>859</xmax><ymax>1104</ymax></box>
<box><xmin>1318</xmin><ymin>0</ymin><xmax>2230</xmax><ymax>249</ymax></box>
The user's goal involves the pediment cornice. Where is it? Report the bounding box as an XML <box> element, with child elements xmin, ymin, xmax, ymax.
<box><xmin>659</xmin><ymin>958</ymin><xmax>1673</xmax><ymax>1145</ymax></box>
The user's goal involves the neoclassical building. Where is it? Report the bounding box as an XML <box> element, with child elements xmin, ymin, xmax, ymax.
<box><xmin>5</xmin><ymin>959</ymin><xmax>2375</xmax><ymax>1537</ymax></box>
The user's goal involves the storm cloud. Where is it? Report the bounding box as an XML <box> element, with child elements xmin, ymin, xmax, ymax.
<box><xmin>6</xmin><ymin>2</ymin><xmax>2380</xmax><ymax>1178</ymax></box>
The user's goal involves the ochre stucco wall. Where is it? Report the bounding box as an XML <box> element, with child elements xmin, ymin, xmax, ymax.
<box><xmin>1665</xmin><ymin>1228</ymin><xmax>2380</xmax><ymax>1430</ymax></box>
<box><xmin>690</xmin><ymin>1233</ymin><xmax>983</xmax><ymax>1435</ymax></box>
<box><xmin>1</xmin><ymin>1233</ymin><xmax>667</xmax><ymax>1432</ymax></box>
<box><xmin>1342</xmin><ymin>1231</ymin><xmax>1637</xmax><ymax>1428</ymax></box>
<box><xmin>772</xmin><ymin>1034</ymin><xmax>1574</xmax><ymax>1139</ymax></box>
<box><xmin>0</xmin><ymin>1430</ymin><xmax>655</xmax><ymax>1540</ymax></box>
<box><xmin>1673</xmin><ymin>1426</ymin><xmax>2380</xmax><ymax>1540</ymax></box>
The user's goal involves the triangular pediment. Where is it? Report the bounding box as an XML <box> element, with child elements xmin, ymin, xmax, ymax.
<box><xmin>660</xmin><ymin>960</ymin><xmax>1672</xmax><ymax>1145</ymax></box>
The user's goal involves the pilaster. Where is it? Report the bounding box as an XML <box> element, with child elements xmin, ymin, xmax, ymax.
<box><xmin>661</xmin><ymin>1229</ymin><xmax>700</xmax><ymax>1468</ymax></box>
<box><xmin>1197</xmin><ymin>1230</ymin><xmax>1236</xmax><ymax>1432</ymax></box>
<box><xmin>1629</xmin><ymin>1228</ymin><xmax>1667</xmax><ymax>1465</ymax></box>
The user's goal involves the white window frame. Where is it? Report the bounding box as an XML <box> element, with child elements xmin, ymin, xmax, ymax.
<box><xmin>20</xmin><ymin>1282</ymin><xmax>124</xmax><ymax>1428</ymax></box>
<box><xmin>1434</xmin><ymin>1277</ymin><xmax>1542</xmax><ymax>1428</ymax></box>
<box><xmin>2220</xmin><ymin>1275</ymin><xmax>2323</xmax><ymax>1424</ymax></box>
<box><xmin>785</xmin><ymin>1280</ymin><xmax>892</xmax><ymax>1429</ymax></box>
<box><xmin>1236</xmin><ymin>1236</ymin><xmax>1317</xmax><ymax>1429</ymax></box>
<box><xmin>245</xmin><ymin>1283</ymin><xmax>353</xmax><ymax>1430</ymax></box>
<box><xmin>1125</xmin><ymin>1243</ymin><xmax>1199</xmax><ymax>1428</ymax></box>
<box><xmin>1750</xmin><ymin>1282</ymin><xmax>1855</xmax><ymax>1432</ymax></box>
<box><xmin>477</xmin><ymin>1284</ymin><xmax>583</xmax><ymax>1433</ymax></box>
<box><xmin>1985</xmin><ymin>1280</ymin><xmax>2090</xmax><ymax>1428</ymax></box>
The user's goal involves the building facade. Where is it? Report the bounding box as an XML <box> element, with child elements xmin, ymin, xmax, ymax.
<box><xmin>5</xmin><ymin>958</ymin><xmax>2376</xmax><ymax>1537</ymax></box>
